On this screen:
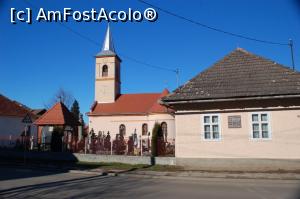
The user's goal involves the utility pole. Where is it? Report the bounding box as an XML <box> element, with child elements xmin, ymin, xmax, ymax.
<box><xmin>289</xmin><ymin>39</ymin><xmax>295</xmax><ymax>71</ymax></box>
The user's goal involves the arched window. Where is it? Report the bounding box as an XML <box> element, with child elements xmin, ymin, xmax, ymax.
<box><xmin>161</xmin><ymin>122</ymin><xmax>168</xmax><ymax>141</ymax></box>
<box><xmin>119</xmin><ymin>124</ymin><xmax>126</xmax><ymax>137</ymax></box>
<box><xmin>102</xmin><ymin>65</ymin><xmax>108</xmax><ymax>77</ymax></box>
<box><xmin>142</xmin><ymin>123</ymin><xmax>148</xmax><ymax>136</ymax></box>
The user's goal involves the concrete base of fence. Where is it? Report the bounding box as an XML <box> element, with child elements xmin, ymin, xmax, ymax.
<box><xmin>0</xmin><ymin>150</ymin><xmax>176</xmax><ymax>166</ymax></box>
<box><xmin>176</xmin><ymin>158</ymin><xmax>300</xmax><ymax>172</ymax></box>
<box><xmin>72</xmin><ymin>154</ymin><xmax>176</xmax><ymax>166</ymax></box>
<box><xmin>73</xmin><ymin>153</ymin><xmax>151</xmax><ymax>165</ymax></box>
<box><xmin>2</xmin><ymin>150</ymin><xmax>298</xmax><ymax>171</ymax></box>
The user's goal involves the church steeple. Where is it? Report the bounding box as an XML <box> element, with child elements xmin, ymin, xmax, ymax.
<box><xmin>94</xmin><ymin>24</ymin><xmax>121</xmax><ymax>103</ymax></box>
<box><xmin>96</xmin><ymin>24</ymin><xmax>116</xmax><ymax>57</ymax></box>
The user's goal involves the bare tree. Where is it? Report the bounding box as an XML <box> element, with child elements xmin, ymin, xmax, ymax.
<box><xmin>45</xmin><ymin>88</ymin><xmax>74</xmax><ymax>109</ymax></box>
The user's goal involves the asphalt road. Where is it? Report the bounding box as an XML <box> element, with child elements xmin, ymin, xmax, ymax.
<box><xmin>0</xmin><ymin>167</ymin><xmax>299</xmax><ymax>199</ymax></box>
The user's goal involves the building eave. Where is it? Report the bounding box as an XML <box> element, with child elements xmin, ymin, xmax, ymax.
<box><xmin>162</xmin><ymin>94</ymin><xmax>300</xmax><ymax>105</ymax></box>
<box><xmin>94</xmin><ymin>54</ymin><xmax>122</xmax><ymax>62</ymax></box>
<box><xmin>87</xmin><ymin>112</ymin><xmax>149</xmax><ymax>117</ymax></box>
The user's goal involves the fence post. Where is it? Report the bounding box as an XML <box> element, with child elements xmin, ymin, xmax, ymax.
<box><xmin>110</xmin><ymin>137</ymin><xmax>113</xmax><ymax>155</ymax></box>
<box><xmin>84</xmin><ymin>137</ymin><xmax>87</xmax><ymax>154</ymax></box>
<box><xmin>140</xmin><ymin>135</ymin><xmax>142</xmax><ymax>156</ymax></box>
<box><xmin>126</xmin><ymin>139</ymin><xmax>128</xmax><ymax>155</ymax></box>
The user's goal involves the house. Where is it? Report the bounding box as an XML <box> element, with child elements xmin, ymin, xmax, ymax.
<box><xmin>87</xmin><ymin>25</ymin><xmax>175</xmax><ymax>154</ymax></box>
<box><xmin>162</xmin><ymin>48</ymin><xmax>300</xmax><ymax>171</ymax></box>
<box><xmin>34</xmin><ymin>102</ymin><xmax>81</xmax><ymax>152</ymax></box>
<box><xmin>0</xmin><ymin>94</ymin><xmax>45</xmax><ymax>148</ymax></box>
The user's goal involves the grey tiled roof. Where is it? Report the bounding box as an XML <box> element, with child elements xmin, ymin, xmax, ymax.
<box><xmin>163</xmin><ymin>48</ymin><xmax>300</xmax><ymax>102</ymax></box>
<box><xmin>96</xmin><ymin>50</ymin><xmax>116</xmax><ymax>57</ymax></box>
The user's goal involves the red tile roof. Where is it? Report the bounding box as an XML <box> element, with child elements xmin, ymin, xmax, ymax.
<box><xmin>88</xmin><ymin>89</ymin><xmax>173</xmax><ymax>116</ymax></box>
<box><xmin>0</xmin><ymin>94</ymin><xmax>34</xmax><ymax>118</ymax></box>
<box><xmin>34</xmin><ymin>102</ymin><xmax>80</xmax><ymax>126</ymax></box>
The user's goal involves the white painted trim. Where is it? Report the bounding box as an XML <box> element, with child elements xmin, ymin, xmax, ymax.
<box><xmin>201</xmin><ymin>114</ymin><xmax>222</xmax><ymax>141</ymax></box>
<box><xmin>249</xmin><ymin>112</ymin><xmax>272</xmax><ymax>141</ymax></box>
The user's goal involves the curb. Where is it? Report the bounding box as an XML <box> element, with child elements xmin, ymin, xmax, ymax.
<box><xmin>119</xmin><ymin>171</ymin><xmax>300</xmax><ymax>181</ymax></box>
<box><xmin>68</xmin><ymin>170</ymin><xmax>104</xmax><ymax>175</ymax></box>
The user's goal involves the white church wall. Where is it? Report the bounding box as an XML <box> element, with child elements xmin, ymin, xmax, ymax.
<box><xmin>88</xmin><ymin>113</ymin><xmax>175</xmax><ymax>141</ymax></box>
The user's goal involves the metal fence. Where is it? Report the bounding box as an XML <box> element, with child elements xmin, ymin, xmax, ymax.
<box><xmin>0</xmin><ymin>134</ymin><xmax>175</xmax><ymax>157</ymax></box>
<box><xmin>75</xmin><ymin>133</ymin><xmax>175</xmax><ymax>157</ymax></box>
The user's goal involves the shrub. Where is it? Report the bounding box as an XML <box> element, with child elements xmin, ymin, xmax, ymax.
<box><xmin>151</xmin><ymin>122</ymin><xmax>162</xmax><ymax>157</ymax></box>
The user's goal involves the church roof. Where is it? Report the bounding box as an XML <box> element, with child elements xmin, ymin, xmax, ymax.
<box><xmin>162</xmin><ymin>48</ymin><xmax>300</xmax><ymax>103</ymax></box>
<box><xmin>88</xmin><ymin>89</ymin><xmax>173</xmax><ymax>116</ymax></box>
<box><xmin>96</xmin><ymin>24</ymin><xmax>117</xmax><ymax>57</ymax></box>
<box><xmin>34</xmin><ymin>102</ymin><xmax>80</xmax><ymax>126</ymax></box>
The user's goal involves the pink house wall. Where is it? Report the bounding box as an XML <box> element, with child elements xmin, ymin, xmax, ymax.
<box><xmin>175</xmin><ymin>108</ymin><xmax>300</xmax><ymax>159</ymax></box>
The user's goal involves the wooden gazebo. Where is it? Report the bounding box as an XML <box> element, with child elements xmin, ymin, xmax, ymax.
<box><xmin>34</xmin><ymin>102</ymin><xmax>81</xmax><ymax>152</ymax></box>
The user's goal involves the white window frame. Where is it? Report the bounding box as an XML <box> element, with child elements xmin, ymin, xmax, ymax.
<box><xmin>202</xmin><ymin>114</ymin><xmax>221</xmax><ymax>141</ymax></box>
<box><xmin>250</xmin><ymin>112</ymin><xmax>272</xmax><ymax>140</ymax></box>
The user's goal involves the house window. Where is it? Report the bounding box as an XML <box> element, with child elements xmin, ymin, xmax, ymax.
<box><xmin>251</xmin><ymin>113</ymin><xmax>271</xmax><ymax>139</ymax></box>
<box><xmin>203</xmin><ymin>114</ymin><xmax>220</xmax><ymax>140</ymax></box>
<box><xmin>119</xmin><ymin>124</ymin><xmax>126</xmax><ymax>137</ymax></box>
<box><xmin>102</xmin><ymin>65</ymin><xmax>108</xmax><ymax>77</ymax></box>
<box><xmin>142</xmin><ymin>123</ymin><xmax>148</xmax><ymax>136</ymax></box>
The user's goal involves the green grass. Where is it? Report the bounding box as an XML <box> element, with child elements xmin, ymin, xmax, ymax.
<box><xmin>141</xmin><ymin>165</ymin><xmax>184</xmax><ymax>172</ymax></box>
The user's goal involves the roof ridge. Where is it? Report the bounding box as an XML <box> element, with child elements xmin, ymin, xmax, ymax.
<box><xmin>34</xmin><ymin>102</ymin><xmax>80</xmax><ymax>126</ymax></box>
<box><xmin>90</xmin><ymin>90</ymin><xmax>171</xmax><ymax>115</ymax></box>
<box><xmin>0</xmin><ymin>93</ymin><xmax>34</xmax><ymax>117</ymax></box>
<box><xmin>147</xmin><ymin>89</ymin><xmax>170</xmax><ymax>113</ymax></box>
<box><xmin>235</xmin><ymin>48</ymin><xmax>298</xmax><ymax>73</ymax></box>
<box><xmin>34</xmin><ymin>102</ymin><xmax>59</xmax><ymax>124</ymax></box>
<box><xmin>120</xmin><ymin>92</ymin><xmax>162</xmax><ymax>95</ymax></box>
<box><xmin>163</xmin><ymin>48</ymin><xmax>300</xmax><ymax>102</ymax></box>
<box><xmin>60</xmin><ymin>102</ymin><xmax>81</xmax><ymax>125</ymax></box>
<box><xmin>60</xmin><ymin>102</ymin><xmax>70</xmax><ymax>124</ymax></box>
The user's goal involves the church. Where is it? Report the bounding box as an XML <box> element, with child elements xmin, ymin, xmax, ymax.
<box><xmin>87</xmin><ymin>25</ymin><xmax>175</xmax><ymax>154</ymax></box>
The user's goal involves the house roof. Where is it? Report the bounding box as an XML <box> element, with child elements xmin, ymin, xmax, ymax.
<box><xmin>163</xmin><ymin>48</ymin><xmax>300</xmax><ymax>102</ymax></box>
<box><xmin>31</xmin><ymin>109</ymin><xmax>47</xmax><ymax>116</ymax></box>
<box><xmin>0</xmin><ymin>94</ymin><xmax>35</xmax><ymax>118</ymax></box>
<box><xmin>88</xmin><ymin>89</ymin><xmax>172</xmax><ymax>116</ymax></box>
<box><xmin>34</xmin><ymin>102</ymin><xmax>80</xmax><ymax>126</ymax></box>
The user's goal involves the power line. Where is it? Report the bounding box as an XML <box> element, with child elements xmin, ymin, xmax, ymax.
<box><xmin>58</xmin><ymin>22</ymin><xmax>180</xmax><ymax>74</ymax></box>
<box><xmin>62</xmin><ymin>22</ymin><xmax>179</xmax><ymax>73</ymax></box>
<box><xmin>119</xmin><ymin>54</ymin><xmax>176</xmax><ymax>72</ymax></box>
<box><xmin>138</xmin><ymin>0</ymin><xmax>289</xmax><ymax>46</ymax></box>
<box><xmin>22</xmin><ymin>0</ymin><xmax>179</xmax><ymax>75</ymax></box>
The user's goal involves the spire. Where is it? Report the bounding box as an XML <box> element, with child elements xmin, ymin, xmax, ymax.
<box><xmin>102</xmin><ymin>24</ymin><xmax>115</xmax><ymax>52</ymax></box>
<box><xmin>96</xmin><ymin>24</ymin><xmax>116</xmax><ymax>57</ymax></box>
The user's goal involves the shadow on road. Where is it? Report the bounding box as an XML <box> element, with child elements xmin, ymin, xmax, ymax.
<box><xmin>0</xmin><ymin>150</ymin><xmax>102</xmax><ymax>181</ymax></box>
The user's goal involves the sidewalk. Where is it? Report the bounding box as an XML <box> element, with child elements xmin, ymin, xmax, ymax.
<box><xmin>119</xmin><ymin>170</ymin><xmax>300</xmax><ymax>181</ymax></box>
<box><xmin>1</xmin><ymin>161</ymin><xmax>300</xmax><ymax>181</ymax></box>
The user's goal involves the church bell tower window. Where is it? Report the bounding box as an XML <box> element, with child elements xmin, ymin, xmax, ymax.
<box><xmin>102</xmin><ymin>65</ymin><xmax>108</xmax><ymax>77</ymax></box>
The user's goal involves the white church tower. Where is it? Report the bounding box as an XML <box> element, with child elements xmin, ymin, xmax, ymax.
<box><xmin>95</xmin><ymin>24</ymin><xmax>121</xmax><ymax>103</ymax></box>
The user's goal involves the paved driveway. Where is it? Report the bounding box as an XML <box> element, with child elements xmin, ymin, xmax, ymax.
<box><xmin>0</xmin><ymin>167</ymin><xmax>299</xmax><ymax>199</ymax></box>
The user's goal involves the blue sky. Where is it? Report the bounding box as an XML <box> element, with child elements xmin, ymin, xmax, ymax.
<box><xmin>1</xmin><ymin>0</ymin><xmax>300</xmax><ymax>121</ymax></box>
